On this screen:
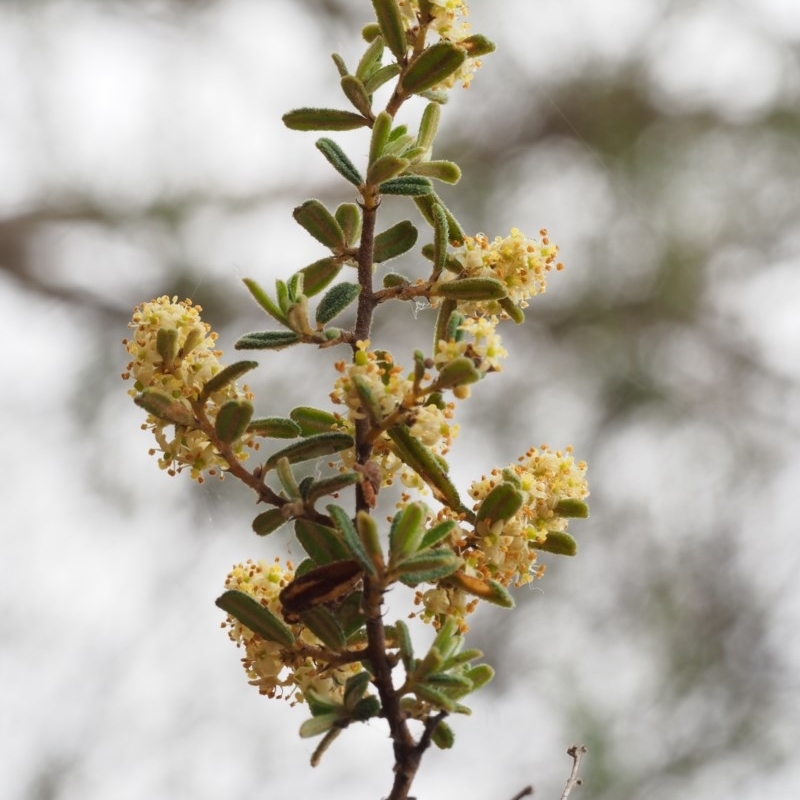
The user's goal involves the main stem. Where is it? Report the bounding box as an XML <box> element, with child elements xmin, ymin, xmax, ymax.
<box><xmin>353</xmin><ymin>188</ymin><xmax>427</xmax><ymax>800</ymax></box>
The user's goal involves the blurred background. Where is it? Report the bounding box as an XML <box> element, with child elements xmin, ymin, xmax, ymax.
<box><xmin>2</xmin><ymin>0</ymin><xmax>800</xmax><ymax>798</ymax></box>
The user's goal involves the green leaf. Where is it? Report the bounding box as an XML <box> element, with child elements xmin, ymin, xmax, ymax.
<box><xmin>369</xmin><ymin>110</ymin><xmax>393</xmax><ymax>166</ymax></box>
<box><xmin>156</xmin><ymin>327</ymin><xmax>178</xmax><ymax>367</ymax></box>
<box><xmin>373</xmin><ymin>219</ymin><xmax>418</xmax><ymax>263</ymax></box>
<box><xmin>363</xmin><ymin>62</ymin><xmax>401</xmax><ymax>94</ymax></box>
<box><xmin>433</xmin><ymin>277</ymin><xmax>508</xmax><ymax>301</ymax></box>
<box><xmin>383</xmin><ymin>272</ymin><xmax>410</xmax><ymax>288</ymax></box>
<box><xmin>499</xmin><ymin>296</ymin><xmax>525</xmax><ymax>324</ymax></box>
<box><xmin>401</xmin><ymin>42</ymin><xmax>467</xmax><ymax>95</ymax></box>
<box><xmin>275</xmin><ymin>456</ymin><xmax>301</xmax><ymax>498</ymax></box>
<box><xmin>413</xmin><ymin>192</ymin><xmax>465</xmax><ymax>243</ymax></box>
<box><xmin>370</xmin><ymin>0</ymin><xmax>407</xmax><ymax>62</ymax></box>
<box><xmin>265</xmin><ymin>432</ymin><xmax>354</xmax><ymax>468</ymax></box>
<box><xmin>355</xmin><ymin>33</ymin><xmax>385</xmax><ymax>81</ymax></box>
<box><xmin>394</xmin><ymin>550</ymin><xmax>461</xmax><ymax>586</ymax></box>
<box><xmin>340</xmin><ymin>74</ymin><xmax>373</xmax><ymax>119</ymax></box>
<box><xmin>298</xmin><ymin>607</ymin><xmax>347</xmax><ymax>651</ymax></box>
<box><xmin>283</xmin><ymin>107</ymin><xmax>368</xmax><ymax>131</ymax></box>
<box><xmin>367</xmin><ymin>154</ymin><xmax>410</xmax><ymax>185</ymax></box>
<box><xmin>298</xmin><ymin>257</ymin><xmax>343</xmax><ymax>299</ymax></box>
<box><xmin>554</xmin><ymin>498</ymin><xmax>590</xmax><ymax>518</ymax></box>
<box><xmin>247</xmin><ymin>417</ymin><xmax>302</xmax><ymax>439</ymax></box>
<box><xmin>316</xmin><ymin>137</ymin><xmax>364</xmax><ymax>187</ymax></box>
<box><xmin>432</xmin><ymin>720</ymin><xmax>455</xmax><ymax>749</ymax></box>
<box><xmin>235</xmin><ymin>330</ymin><xmax>301</xmax><ymax>350</ymax></box>
<box><xmin>413</xmin><ymin>682</ymin><xmax>458</xmax><ymax>713</ymax></box>
<box><xmin>289</xmin><ymin>406</ymin><xmax>338</xmax><ymax>436</ymax></box>
<box><xmin>431</xmin><ymin>202</ymin><xmax>448</xmax><ymax>277</ymax></box>
<box><xmin>201</xmin><ymin>360</ymin><xmax>258</xmax><ymax>399</ymax></box>
<box><xmin>465</xmin><ymin>663</ymin><xmax>495</xmax><ymax>691</ymax></box>
<box><xmin>418</xmin><ymin>519</ymin><xmax>457</xmax><ymax>551</ymax></box>
<box><xmin>302</xmin><ymin>472</ymin><xmax>362</xmax><ymax>505</ymax></box>
<box><xmin>461</xmin><ymin>33</ymin><xmax>496</xmax><ymax>58</ymax></box>
<box><xmin>299</xmin><ymin>713</ymin><xmax>341</xmax><ymax>738</ymax></box>
<box><xmin>433</xmin><ymin>299</ymin><xmax>458</xmax><ymax>352</ymax></box>
<box><xmin>530</xmin><ymin>530</ymin><xmax>578</xmax><ymax>556</ymax></box>
<box><xmin>344</xmin><ymin>671</ymin><xmax>372</xmax><ymax>708</ymax></box>
<box><xmin>435</xmin><ymin>356</ymin><xmax>482</xmax><ymax>389</ymax></box>
<box><xmin>252</xmin><ymin>508</ymin><xmax>288</xmax><ymax>536</ymax></box>
<box><xmin>331</xmin><ymin>52</ymin><xmax>349</xmax><ymax>78</ymax></box>
<box><xmin>335</xmin><ymin>203</ymin><xmax>362</xmax><ymax>247</ymax></box>
<box><xmin>395</xmin><ymin>619</ymin><xmax>415</xmax><ymax>670</ymax></box>
<box><xmin>416</xmin><ymin>102</ymin><xmax>441</xmax><ymax>151</ymax></box>
<box><xmin>476</xmin><ymin>482</ymin><xmax>524</xmax><ymax>525</ymax></box>
<box><xmin>387</xmin><ymin>424</ymin><xmax>463</xmax><ymax>510</ymax></box>
<box><xmin>294</xmin><ymin>518</ymin><xmax>352</xmax><ymax>565</ymax></box>
<box><xmin>134</xmin><ymin>390</ymin><xmax>194</xmax><ymax>426</ymax></box>
<box><xmin>409</xmin><ymin>160</ymin><xmax>461</xmax><ymax>184</ymax></box>
<box><xmin>356</xmin><ymin>511</ymin><xmax>385</xmax><ymax>570</ymax></box>
<box><xmin>451</xmin><ymin>572</ymin><xmax>515</xmax><ymax>608</ymax></box>
<box><xmin>215</xmin><ymin>590</ymin><xmax>295</xmax><ymax>647</ymax></box>
<box><xmin>214</xmin><ymin>399</ymin><xmax>253</xmax><ymax>443</ymax></box>
<box><xmin>379</xmin><ymin>175</ymin><xmax>432</xmax><ymax>196</ymax></box>
<box><xmin>388</xmin><ymin>502</ymin><xmax>426</xmax><ymax>562</ymax></box>
<box><xmin>327</xmin><ymin>504</ymin><xmax>378</xmax><ymax>578</ymax></box>
<box><xmin>316</xmin><ymin>282</ymin><xmax>361</xmax><ymax>326</ymax></box>
<box><xmin>351</xmin><ymin>374</ymin><xmax>385</xmax><ymax>427</ymax></box>
<box><xmin>293</xmin><ymin>199</ymin><xmax>346</xmax><ymax>250</ymax></box>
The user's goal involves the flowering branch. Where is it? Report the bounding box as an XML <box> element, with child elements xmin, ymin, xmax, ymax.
<box><xmin>122</xmin><ymin>2</ymin><xmax>590</xmax><ymax>799</ymax></box>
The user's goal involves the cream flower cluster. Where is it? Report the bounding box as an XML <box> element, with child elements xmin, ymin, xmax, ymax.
<box><xmin>222</xmin><ymin>560</ymin><xmax>360</xmax><ymax>704</ymax></box>
<box><xmin>443</xmin><ymin>228</ymin><xmax>563</xmax><ymax>317</ymax></box>
<box><xmin>420</xmin><ymin>446</ymin><xmax>588</xmax><ymax>624</ymax></box>
<box><xmin>330</xmin><ymin>344</ymin><xmax>458</xmax><ymax>490</ymax></box>
<box><xmin>434</xmin><ymin>315</ymin><xmax>508</xmax><ymax>376</ymax></box>
<box><xmin>398</xmin><ymin>0</ymin><xmax>480</xmax><ymax>89</ymax></box>
<box><xmin>123</xmin><ymin>296</ymin><xmax>255</xmax><ymax>481</ymax></box>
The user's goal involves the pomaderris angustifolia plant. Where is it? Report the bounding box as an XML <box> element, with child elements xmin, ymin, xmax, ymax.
<box><xmin>122</xmin><ymin>2</ymin><xmax>590</xmax><ymax>798</ymax></box>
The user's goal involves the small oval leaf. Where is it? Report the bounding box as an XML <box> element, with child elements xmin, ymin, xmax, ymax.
<box><xmin>235</xmin><ymin>330</ymin><xmax>301</xmax><ymax>350</ymax></box>
<box><xmin>316</xmin><ymin>282</ymin><xmax>361</xmax><ymax>326</ymax></box>
<box><xmin>289</xmin><ymin>406</ymin><xmax>338</xmax><ymax>436</ymax></box>
<box><xmin>401</xmin><ymin>41</ymin><xmax>467</xmax><ymax>95</ymax></box>
<box><xmin>283</xmin><ymin>107</ymin><xmax>369</xmax><ymax>131</ymax></box>
<box><xmin>201</xmin><ymin>360</ymin><xmax>258</xmax><ymax>399</ymax></box>
<box><xmin>215</xmin><ymin>589</ymin><xmax>295</xmax><ymax>646</ymax></box>
<box><xmin>265</xmin><ymin>432</ymin><xmax>355</xmax><ymax>468</ymax></box>
<box><xmin>316</xmin><ymin>137</ymin><xmax>364</xmax><ymax>187</ymax></box>
<box><xmin>134</xmin><ymin>390</ymin><xmax>195</xmax><ymax>426</ymax></box>
<box><xmin>433</xmin><ymin>277</ymin><xmax>508</xmax><ymax>301</ymax></box>
<box><xmin>214</xmin><ymin>399</ymin><xmax>253</xmax><ymax>443</ymax></box>
<box><xmin>530</xmin><ymin>530</ymin><xmax>578</xmax><ymax>556</ymax></box>
<box><xmin>252</xmin><ymin>508</ymin><xmax>288</xmax><ymax>536</ymax></box>
<box><xmin>373</xmin><ymin>220</ymin><xmax>418</xmax><ymax>263</ymax></box>
<box><xmin>379</xmin><ymin>176</ymin><xmax>432</xmax><ymax>196</ymax></box>
<box><xmin>247</xmin><ymin>417</ymin><xmax>302</xmax><ymax>439</ymax></box>
<box><xmin>293</xmin><ymin>199</ymin><xmax>346</xmax><ymax>250</ymax></box>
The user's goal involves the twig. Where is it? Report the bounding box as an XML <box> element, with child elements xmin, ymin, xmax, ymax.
<box><xmin>508</xmin><ymin>786</ymin><xmax>534</xmax><ymax>800</ymax></box>
<box><xmin>559</xmin><ymin>745</ymin><xmax>587</xmax><ymax>800</ymax></box>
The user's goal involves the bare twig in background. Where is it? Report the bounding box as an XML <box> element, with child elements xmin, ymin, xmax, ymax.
<box><xmin>559</xmin><ymin>746</ymin><xmax>587</xmax><ymax>800</ymax></box>
<box><xmin>508</xmin><ymin>785</ymin><xmax>534</xmax><ymax>800</ymax></box>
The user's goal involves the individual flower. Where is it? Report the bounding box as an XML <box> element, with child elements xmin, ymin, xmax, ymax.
<box><xmin>439</xmin><ymin>229</ymin><xmax>564</xmax><ymax>317</ymax></box>
<box><xmin>221</xmin><ymin>559</ymin><xmax>361</xmax><ymax>705</ymax></box>
<box><xmin>330</xmin><ymin>343</ymin><xmax>459</xmax><ymax>490</ymax></box>
<box><xmin>122</xmin><ymin>296</ymin><xmax>256</xmax><ymax>481</ymax></box>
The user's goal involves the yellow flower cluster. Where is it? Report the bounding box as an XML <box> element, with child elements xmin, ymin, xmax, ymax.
<box><xmin>420</xmin><ymin>446</ymin><xmax>588</xmax><ymax>623</ymax></box>
<box><xmin>330</xmin><ymin>344</ymin><xmax>458</xmax><ymax>490</ymax></box>
<box><xmin>398</xmin><ymin>0</ymin><xmax>480</xmax><ymax>89</ymax></box>
<box><xmin>443</xmin><ymin>228</ymin><xmax>564</xmax><ymax>317</ymax></box>
<box><xmin>123</xmin><ymin>296</ymin><xmax>255</xmax><ymax>481</ymax></box>
<box><xmin>222</xmin><ymin>560</ymin><xmax>361</xmax><ymax>704</ymax></box>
